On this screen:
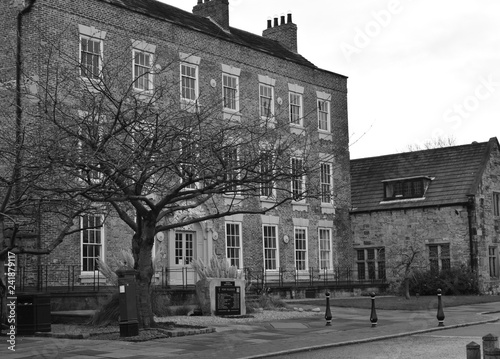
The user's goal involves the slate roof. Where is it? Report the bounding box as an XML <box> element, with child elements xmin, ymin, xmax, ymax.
<box><xmin>350</xmin><ymin>138</ymin><xmax>499</xmax><ymax>213</ymax></box>
<box><xmin>102</xmin><ymin>0</ymin><xmax>322</xmax><ymax>71</ymax></box>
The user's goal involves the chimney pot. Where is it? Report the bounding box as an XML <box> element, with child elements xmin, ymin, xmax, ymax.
<box><xmin>280</xmin><ymin>15</ymin><xmax>285</xmax><ymax>25</ymax></box>
<box><xmin>287</xmin><ymin>13</ymin><xmax>292</xmax><ymax>23</ymax></box>
<box><xmin>267</xmin><ymin>18</ymin><xmax>272</xmax><ymax>29</ymax></box>
<box><xmin>273</xmin><ymin>17</ymin><xmax>279</xmax><ymax>27</ymax></box>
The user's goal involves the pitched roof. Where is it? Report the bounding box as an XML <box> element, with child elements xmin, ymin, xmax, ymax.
<box><xmin>103</xmin><ymin>0</ymin><xmax>322</xmax><ymax>71</ymax></box>
<box><xmin>350</xmin><ymin>138</ymin><xmax>499</xmax><ymax>213</ymax></box>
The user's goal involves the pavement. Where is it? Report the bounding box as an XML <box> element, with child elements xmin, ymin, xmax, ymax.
<box><xmin>2</xmin><ymin>299</ymin><xmax>500</xmax><ymax>359</ymax></box>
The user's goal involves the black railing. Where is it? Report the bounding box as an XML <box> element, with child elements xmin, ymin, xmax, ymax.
<box><xmin>15</xmin><ymin>264</ymin><xmax>386</xmax><ymax>293</ymax></box>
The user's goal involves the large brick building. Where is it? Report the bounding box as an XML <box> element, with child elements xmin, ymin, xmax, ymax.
<box><xmin>350</xmin><ymin>138</ymin><xmax>500</xmax><ymax>292</ymax></box>
<box><xmin>1</xmin><ymin>0</ymin><xmax>352</xmax><ymax>291</ymax></box>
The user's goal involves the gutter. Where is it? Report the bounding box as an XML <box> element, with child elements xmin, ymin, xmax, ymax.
<box><xmin>467</xmin><ymin>195</ymin><xmax>477</xmax><ymax>272</ymax></box>
<box><xmin>15</xmin><ymin>0</ymin><xmax>36</xmax><ymax>198</ymax></box>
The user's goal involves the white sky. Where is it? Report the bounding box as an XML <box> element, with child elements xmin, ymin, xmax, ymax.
<box><xmin>159</xmin><ymin>0</ymin><xmax>500</xmax><ymax>159</ymax></box>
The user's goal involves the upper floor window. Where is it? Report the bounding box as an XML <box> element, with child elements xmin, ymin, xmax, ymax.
<box><xmin>260</xmin><ymin>150</ymin><xmax>275</xmax><ymax>198</ymax></box>
<box><xmin>259</xmin><ymin>84</ymin><xmax>274</xmax><ymax>119</ymax></box>
<box><xmin>258</xmin><ymin>75</ymin><xmax>276</xmax><ymax>123</ymax></box>
<box><xmin>291</xmin><ymin>157</ymin><xmax>305</xmax><ymax>201</ymax></box>
<box><xmin>181</xmin><ymin>63</ymin><xmax>198</xmax><ymax>101</ymax></box>
<box><xmin>223</xmin><ymin>146</ymin><xmax>239</xmax><ymax>194</ymax></box>
<box><xmin>318</xmin><ymin>99</ymin><xmax>330</xmax><ymax>131</ymax></box>
<box><xmin>78</xmin><ymin>25</ymin><xmax>106</xmax><ymax>80</ymax></box>
<box><xmin>132</xmin><ymin>41</ymin><xmax>155</xmax><ymax>93</ymax></box>
<box><xmin>320</xmin><ymin>162</ymin><xmax>333</xmax><ymax>204</ymax></box>
<box><xmin>294</xmin><ymin>227</ymin><xmax>308</xmax><ymax>271</ymax></box>
<box><xmin>383</xmin><ymin>177</ymin><xmax>432</xmax><ymax>200</ymax></box>
<box><xmin>179</xmin><ymin>53</ymin><xmax>201</xmax><ymax>104</ymax></box>
<box><xmin>493</xmin><ymin>192</ymin><xmax>500</xmax><ymax>216</ymax></box>
<box><xmin>221</xmin><ymin>64</ymin><xmax>241</xmax><ymax>112</ymax></box>
<box><xmin>289</xmin><ymin>92</ymin><xmax>303</xmax><ymax>125</ymax></box>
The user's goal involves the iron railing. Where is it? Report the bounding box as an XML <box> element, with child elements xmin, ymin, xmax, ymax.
<box><xmin>15</xmin><ymin>265</ymin><xmax>386</xmax><ymax>293</ymax></box>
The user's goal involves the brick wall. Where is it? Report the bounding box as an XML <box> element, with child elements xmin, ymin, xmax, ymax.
<box><xmin>9</xmin><ymin>0</ymin><xmax>351</xmax><ymax>285</ymax></box>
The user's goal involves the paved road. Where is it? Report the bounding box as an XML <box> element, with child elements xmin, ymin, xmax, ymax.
<box><xmin>272</xmin><ymin>321</ymin><xmax>500</xmax><ymax>358</ymax></box>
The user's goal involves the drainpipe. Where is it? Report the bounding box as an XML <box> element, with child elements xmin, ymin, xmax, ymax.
<box><xmin>15</xmin><ymin>0</ymin><xmax>36</xmax><ymax>199</ymax></box>
<box><xmin>466</xmin><ymin>195</ymin><xmax>476</xmax><ymax>272</ymax></box>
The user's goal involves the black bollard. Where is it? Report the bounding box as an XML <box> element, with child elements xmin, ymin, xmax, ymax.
<box><xmin>325</xmin><ymin>291</ymin><xmax>332</xmax><ymax>326</ymax></box>
<box><xmin>437</xmin><ymin>288</ymin><xmax>445</xmax><ymax>327</ymax></box>
<box><xmin>370</xmin><ymin>292</ymin><xmax>378</xmax><ymax>327</ymax></box>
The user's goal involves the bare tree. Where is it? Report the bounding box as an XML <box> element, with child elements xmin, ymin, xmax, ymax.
<box><xmin>405</xmin><ymin>135</ymin><xmax>457</xmax><ymax>152</ymax></box>
<box><xmin>21</xmin><ymin>27</ymin><xmax>328</xmax><ymax>328</ymax></box>
<box><xmin>388</xmin><ymin>237</ymin><xmax>427</xmax><ymax>299</ymax></box>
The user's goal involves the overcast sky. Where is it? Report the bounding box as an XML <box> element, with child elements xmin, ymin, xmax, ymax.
<box><xmin>160</xmin><ymin>0</ymin><xmax>500</xmax><ymax>159</ymax></box>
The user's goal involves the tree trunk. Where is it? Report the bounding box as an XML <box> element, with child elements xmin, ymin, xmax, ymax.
<box><xmin>404</xmin><ymin>277</ymin><xmax>411</xmax><ymax>300</ymax></box>
<box><xmin>133</xmin><ymin>215</ymin><xmax>155</xmax><ymax>328</ymax></box>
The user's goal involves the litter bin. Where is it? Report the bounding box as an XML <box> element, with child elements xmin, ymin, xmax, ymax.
<box><xmin>16</xmin><ymin>294</ymin><xmax>51</xmax><ymax>335</ymax></box>
<box><xmin>16</xmin><ymin>294</ymin><xmax>35</xmax><ymax>335</ymax></box>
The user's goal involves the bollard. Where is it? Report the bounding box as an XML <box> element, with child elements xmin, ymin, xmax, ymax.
<box><xmin>483</xmin><ymin>334</ymin><xmax>499</xmax><ymax>358</ymax></box>
<box><xmin>466</xmin><ymin>341</ymin><xmax>480</xmax><ymax>359</ymax></box>
<box><xmin>325</xmin><ymin>292</ymin><xmax>332</xmax><ymax>326</ymax></box>
<box><xmin>485</xmin><ymin>348</ymin><xmax>500</xmax><ymax>359</ymax></box>
<box><xmin>436</xmin><ymin>288</ymin><xmax>445</xmax><ymax>327</ymax></box>
<box><xmin>370</xmin><ymin>292</ymin><xmax>378</xmax><ymax>328</ymax></box>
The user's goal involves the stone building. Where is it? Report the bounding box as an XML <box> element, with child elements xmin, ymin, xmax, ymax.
<box><xmin>1</xmin><ymin>0</ymin><xmax>351</xmax><ymax>291</ymax></box>
<box><xmin>350</xmin><ymin>138</ymin><xmax>500</xmax><ymax>292</ymax></box>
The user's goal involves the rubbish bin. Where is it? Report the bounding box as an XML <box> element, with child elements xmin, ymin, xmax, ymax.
<box><xmin>16</xmin><ymin>294</ymin><xmax>35</xmax><ymax>335</ymax></box>
<box><xmin>16</xmin><ymin>294</ymin><xmax>51</xmax><ymax>335</ymax></box>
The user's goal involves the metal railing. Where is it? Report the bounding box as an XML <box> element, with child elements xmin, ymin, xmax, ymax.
<box><xmin>15</xmin><ymin>264</ymin><xmax>386</xmax><ymax>293</ymax></box>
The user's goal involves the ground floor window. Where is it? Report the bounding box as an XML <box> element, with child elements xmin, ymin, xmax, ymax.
<box><xmin>226</xmin><ymin>222</ymin><xmax>242</xmax><ymax>268</ymax></box>
<box><xmin>263</xmin><ymin>225</ymin><xmax>278</xmax><ymax>270</ymax></box>
<box><xmin>81</xmin><ymin>214</ymin><xmax>104</xmax><ymax>272</ymax></box>
<box><xmin>356</xmin><ymin>248</ymin><xmax>385</xmax><ymax>280</ymax></box>
<box><xmin>489</xmin><ymin>246</ymin><xmax>499</xmax><ymax>278</ymax></box>
<box><xmin>175</xmin><ymin>232</ymin><xmax>194</xmax><ymax>265</ymax></box>
<box><xmin>428</xmin><ymin>244</ymin><xmax>450</xmax><ymax>274</ymax></box>
<box><xmin>294</xmin><ymin>227</ymin><xmax>308</xmax><ymax>270</ymax></box>
<box><xmin>318</xmin><ymin>228</ymin><xmax>332</xmax><ymax>269</ymax></box>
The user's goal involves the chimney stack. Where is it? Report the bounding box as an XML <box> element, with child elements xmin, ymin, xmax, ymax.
<box><xmin>193</xmin><ymin>0</ymin><xmax>230</xmax><ymax>31</ymax></box>
<box><xmin>262</xmin><ymin>12</ymin><xmax>298</xmax><ymax>53</ymax></box>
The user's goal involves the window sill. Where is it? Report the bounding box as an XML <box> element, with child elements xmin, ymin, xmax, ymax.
<box><xmin>260</xmin><ymin>197</ymin><xmax>276</xmax><ymax>209</ymax></box>
<box><xmin>79</xmin><ymin>273</ymin><xmax>107</xmax><ymax>284</ymax></box>
<box><xmin>224</xmin><ymin>194</ymin><xmax>243</xmax><ymax>206</ymax></box>
<box><xmin>260</xmin><ymin>116</ymin><xmax>276</xmax><ymax>128</ymax></box>
<box><xmin>380</xmin><ymin>197</ymin><xmax>426</xmax><ymax>205</ymax></box>
<box><xmin>318</xmin><ymin>131</ymin><xmax>332</xmax><ymax>141</ymax></box>
<box><xmin>223</xmin><ymin>110</ymin><xmax>241</xmax><ymax>122</ymax></box>
<box><xmin>321</xmin><ymin>203</ymin><xmax>335</xmax><ymax>214</ymax></box>
<box><xmin>289</xmin><ymin>124</ymin><xmax>305</xmax><ymax>135</ymax></box>
<box><xmin>292</xmin><ymin>202</ymin><xmax>308</xmax><ymax>212</ymax></box>
<box><xmin>180</xmin><ymin>99</ymin><xmax>201</xmax><ymax>113</ymax></box>
<box><xmin>79</xmin><ymin>77</ymin><xmax>103</xmax><ymax>93</ymax></box>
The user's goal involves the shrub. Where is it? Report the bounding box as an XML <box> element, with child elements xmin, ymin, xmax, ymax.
<box><xmin>409</xmin><ymin>265</ymin><xmax>479</xmax><ymax>296</ymax></box>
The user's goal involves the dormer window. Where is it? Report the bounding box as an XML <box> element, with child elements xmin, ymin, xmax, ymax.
<box><xmin>383</xmin><ymin>176</ymin><xmax>433</xmax><ymax>200</ymax></box>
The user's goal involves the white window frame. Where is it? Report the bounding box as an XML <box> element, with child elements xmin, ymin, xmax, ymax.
<box><xmin>222</xmin><ymin>73</ymin><xmax>239</xmax><ymax>112</ymax></box>
<box><xmin>80</xmin><ymin>214</ymin><xmax>104</xmax><ymax>273</ymax></box>
<box><xmin>318</xmin><ymin>228</ymin><xmax>333</xmax><ymax>270</ymax></box>
<box><xmin>291</xmin><ymin>157</ymin><xmax>306</xmax><ymax>202</ymax></box>
<box><xmin>174</xmin><ymin>231</ymin><xmax>195</xmax><ymax>266</ymax></box>
<box><xmin>226</xmin><ymin>222</ymin><xmax>243</xmax><ymax>269</ymax></box>
<box><xmin>263</xmin><ymin>225</ymin><xmax>279</xmax><ymax>271</ymax></box>
<box><xmin>78</xmin><ymin>25</ymin><xmax>106</xmax><ymax>81</ymax></box>
<box><xmin>289</xmin><ymin>92</ymin><xmax>303</xmax><ymax>126</ymax></box>
<box><xmin>223</xmin><ymin>145</ymin><xmax>240</xmax><ymax>195</ymax></box>
<box><xmin>258</xmin><ymin>75</ymin><xmax>276</xmax><ymax>125</ymax></box>
<box><xmin>77</xmin><ymin>111</ymin><xmax>104</xmax><ymax>183</ymax></box>
<box><xmin>317</xmin><ymin>99</ymin><xmax>331</xmax><ymax>132</ymax></box>
<box><xmin>180</xmin><ymin>63</ymin><xmax>198</xmax><ymax>102</ymax></box>
<box><xmin>320</xmin><ymin>162</ymin><xmax>333</xmax><ymax>204</ymax></box>
<box><xmin>260</xmin><ymin>150</ymin><xmax>275</xmax><ymax>199</ymax></box>
<box><xmin>294</xmin><ymin>227</ymin><xmax>308</xmax><ymax>271</ymax></box>
<box><xmin>132</xmin><ymin>51</ymin><xmax>153</xmax><ymax>93</ymax></box>
<box><xmin>494</xmin><ymin>192</ymin><xmax>500</xmax><ymax>217</ymax></box>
